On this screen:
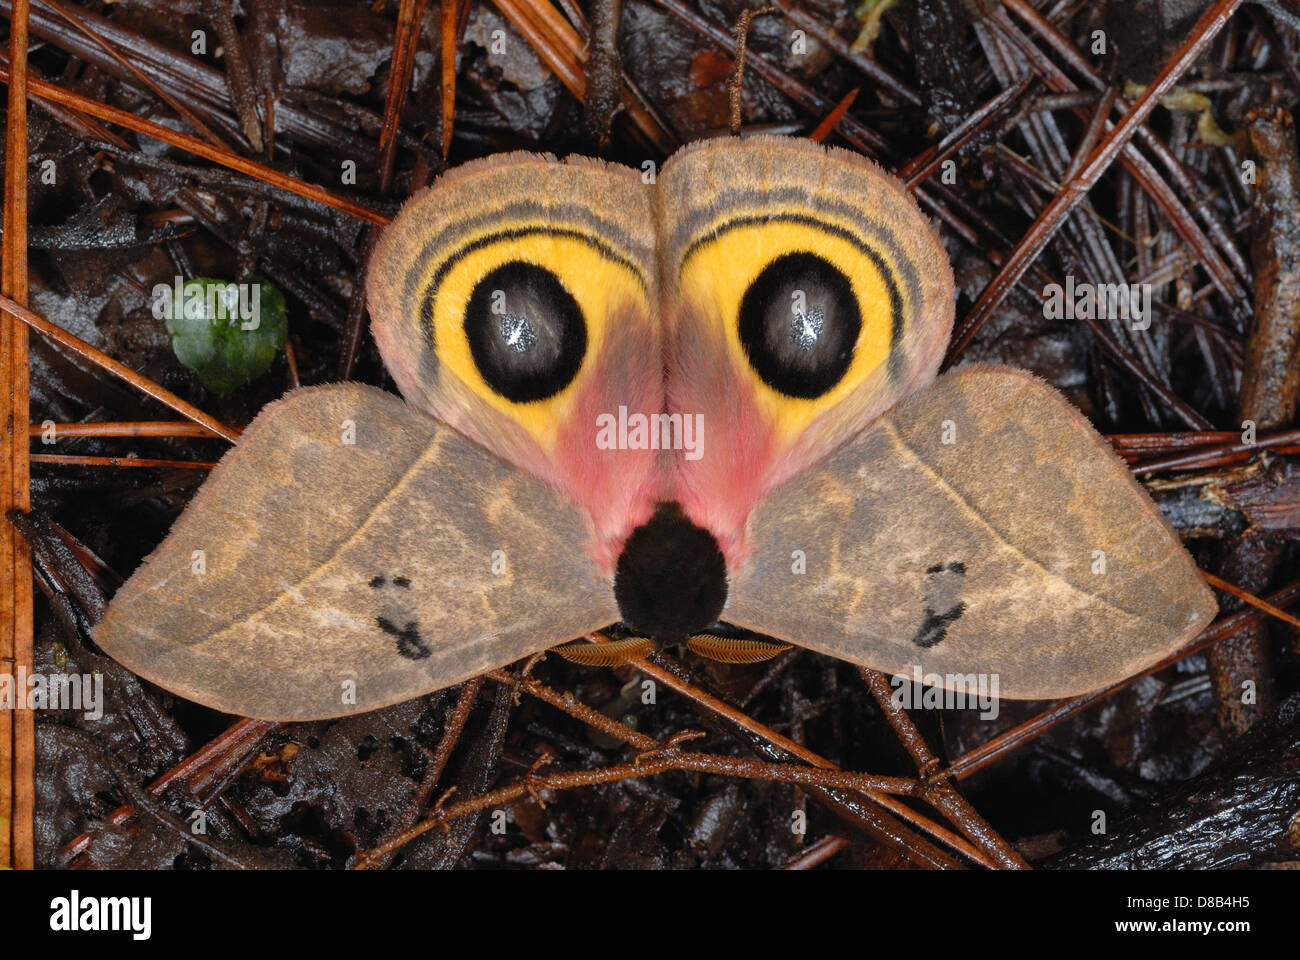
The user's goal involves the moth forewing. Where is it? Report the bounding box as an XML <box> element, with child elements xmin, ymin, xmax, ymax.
<box><xmin>93</xmin><ymin>383</ymin><xmax>617</xmax><ymax>721</ymax></box>
<box><xmin>657</xmin><ymin>135</ymin><xmax>956</xmax><ymax>569</ymax></box>
<box><xmin>725</xmin><ymin>365</ymin><xmax>1217</xmax><ymax>699</ymax></box>
<box><xmin>365</xmin><ymin>152</ymin><xmax>664</xmax><ymax>570</ymax></box>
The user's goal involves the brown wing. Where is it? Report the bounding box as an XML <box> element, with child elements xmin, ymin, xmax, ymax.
<box><xmin>725</xmin><ymin>365</ymin><xmax>1217</xmax><ymax>699</ymax></box>
<box><xmin>94</xmin><ymin>383</ymin><xmax>617</xmax><ymax>720</ymax></box>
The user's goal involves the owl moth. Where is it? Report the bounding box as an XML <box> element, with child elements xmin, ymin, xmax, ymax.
<box><xmin>95</xmin><ymin>136</ymin><xmax>1216</xmax><ymax>720</ymax></box>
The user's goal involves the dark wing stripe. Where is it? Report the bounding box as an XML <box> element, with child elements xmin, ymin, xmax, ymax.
<box><xmin>399</xmin><ymin>201</ymin><xmax>653</xmax><ymax>315</ymax></box>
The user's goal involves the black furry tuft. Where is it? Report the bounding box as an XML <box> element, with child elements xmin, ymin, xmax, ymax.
<box><xmin>614</xmin><ymin>502</ymin><xmax>727</xmax><ymax>642</ymax></box>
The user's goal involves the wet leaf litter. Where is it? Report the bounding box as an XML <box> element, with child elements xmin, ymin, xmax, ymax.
<box><xmin>3</xmin><ymin>0</ymin><xmax>1299</xmax><ymax>869</ymax></box>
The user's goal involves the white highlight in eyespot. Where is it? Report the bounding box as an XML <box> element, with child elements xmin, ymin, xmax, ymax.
<box><xmin>790</xmin><ymin>307</ymin><xmax>824</xmax><ymax>351</ymax></box>
<box><xmin>499</xmin><ymin>313</ymin><xmax>536</xmax><ymax>354</ymax></box>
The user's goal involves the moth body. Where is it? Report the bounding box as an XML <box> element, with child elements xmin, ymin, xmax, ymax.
<box><xmin>93</xmin><ymin>136</ymin><xmax>1216</xmax><ymax>720</ymax></box>
<box><xmin>613</xmin><ymin>501</ymin><xmax>727</xmax><ymax>643</ymax></box>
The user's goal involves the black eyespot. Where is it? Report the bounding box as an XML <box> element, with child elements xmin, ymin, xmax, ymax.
<box><xmin>463</xmin><ymin>261</ymin><xmax>587</xmax><ymax>403</ymax></box>
<box><xmin>737</xmin><ymin>251</ymin><xmax>861</xmax><ymax>399</ymax></box>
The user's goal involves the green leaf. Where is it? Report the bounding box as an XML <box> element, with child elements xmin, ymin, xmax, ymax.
<box><xmin>163</xmin><ymin>276</ymin><xmax>288</xmax><ymax>395</ymax></box>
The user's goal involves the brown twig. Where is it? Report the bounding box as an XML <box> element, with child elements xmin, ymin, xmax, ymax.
<box><xmin>494</xmin><ymin>660</ymin><xmax>985</xmax><ymax>866</ymax></box>
<box><xmin>151</xmin><ymin>718</ymin><xmax>279</xmax><ymax>798</ymax></box>
<box><xmin>726</xmin><ymin>5</ymin><xmax>778</xmax><ymax>135</ymax></box>
<box><xmin>379</xmin><ymin>0</ymin><xmax>429</xmax><ymax>187</ymax></box>
<box><xmin>27</xmin><ymin>421</ymin><xmax>221</xmax><ymax>438</ymax></box>
<box><xmin>0</xmin><ymin>0</ymin><xmax>33</xmax><ymax>872</ymax></box>
<box><xmin>900</xmin><ymin>74</ymin><xmax>1034</xmax><ymax>189</ymax></box>
<box><xmin>807</xmin><ymin>87</ymin><xmax>859</xmax><ymax>144</ymax></box>
<box><xmin>39</xmin><ymin>0</ymin><xmax>234</xmax><ymax>151</ymax></box>
<box><xmin>0</xmin><ymin>295</ymin><xmax>240</xmax><ymax>443</ymax></box>
<box><xmin>945</xmin><ymin>578</ymin><xmax>1300</xmax><ymax>780</ymax></box>
<box><xmin>0</xmin><ymin>63</ymin><xmax>389</xmax><ymax>226</ymax></box>
<box><xmin>490</xmin><ymin>0</ymin><xmax>585</xmax><ymax>97</ymax></box>
<box><xmin>1241</xmin><ymin>107</ymin><xmax>1300</xmax><ymax>429</ymax></box>
<box><xmin>492</xmin><ymin>0</ymin><xmax>672</xmax><ymax>153</ymax></box>
<box><xmin>440</xmin><ymin>0</ymin><xmax>458</xmax><ymax>157</ymax></box>
<box><xmin>655</xmin><ymin>0</ymin><xmax>888</xmax><ymax>155</ymax></box>
<box><xmin>767</xmin><ymin>0</ymin><xmax>919</xmax><ymax>107</ymax></box>
<box><xmin>995</xmin><ymin>0</ymin><xmax>1252</xmax><ymax>325</ymax></box>
<box><xmin>367</xmin><ymin>680</ymin><xmax>481</xmax><ymax>869</ymax></box>
<box><xmin>577</xmin><ymin>0</ymin><xmax>623</xmax><ymax>152</ymax></box>
<box><xmin>355</xmin><ymin>744</ymin><xmax>918</xmax><ymax>866</ymax></box>
<box><xmin>200</xmin><ymin>0</ymin><xmax>265</xmax><ymax>153</ymax></box>
<box><xmin>780</xmin><ymin>834</ymin><xmax>848</xmax><ymax>870</ymax></box>
<box><xmin>948</xmin><ymin>0</ymin><xmax>1247</xmax><ymax>363</ymax></box>
<box><xmin>1131</xmin><ymin>425</ymin><xmax>1300</xmax><ymax>473</ymax></box>
<box><xmin>29</xmin><ymin>455</ymin><xmax>218</xmax><ymax>470</ymax></box>
<box><xmin>1203</xmin><ymin>105</ymin><xmax>1300</xmax><ymax>734</ymax></box>
<box><xmin>585</xmin><ymin>636</ymin><xmax>997</xmax><ymax>867</ymax></box>
<box><xmin>337</xmin><ymin>230</ymin><xmax>378</xmax><ymax>381</ymax></box>
<box><xmin>60</xmin><ymin>719</ymin><xmax>277</xmax><ymax>866</ymax></box>
<box><xmin>0</xmin><ymin>48</ymin><xmax>132</xmax><ymax>150</ymax></box>
<box><xmin>860</xmin><ymin>669</ymin><xmax>1028</xmax><ymax>869</ymax></box>
<box><xmin>1203</xmin><ymin>571</ymin><xmax>1300</xmax><ymax>630</ymax></box>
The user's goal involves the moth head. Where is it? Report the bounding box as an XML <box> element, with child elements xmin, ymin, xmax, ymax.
<box><xmin>367</xmin><ymin>153</ymin><xmax>663</xmax><ymax>571</ymax></box>
<box><xmin>659</xmin><ymin>135</ymin><xmax>956</xmax><ymax>565</ymax></box>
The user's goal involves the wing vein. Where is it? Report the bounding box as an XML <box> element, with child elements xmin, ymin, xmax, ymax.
<box><xmin>880</xmin><ymin>418</ymin><xmax>1164</xmax><ymax>628</ymax></box>
<box><xmin>201</xmin><ymin>431</ymin><xmax>447</xmax><ymax>643</ymax></box>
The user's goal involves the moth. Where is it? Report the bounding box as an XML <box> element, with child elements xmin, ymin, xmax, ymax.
<box><xmin>95</xmin><ymin>136</ymin><xmax>1217</xmax><ymax>721</ymax></box>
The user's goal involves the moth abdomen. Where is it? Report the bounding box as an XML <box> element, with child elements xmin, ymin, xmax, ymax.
<box><xmin>613</xmin><ymin>501</ymin><xmax>727</xmax><ymax>642</ymax></box>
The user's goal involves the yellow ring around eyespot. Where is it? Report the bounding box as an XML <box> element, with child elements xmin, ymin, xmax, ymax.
<box><xmin>678</xmin><ymin>221</ymin><xmax>902</xmax><ymax>445</ymax></box>
<box><xmin>425</xmin><ymin>230</ymin><xmax>649</xmax><ymax>449</ymax></box>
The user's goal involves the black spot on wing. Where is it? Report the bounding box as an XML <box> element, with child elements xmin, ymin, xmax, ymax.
<box><xmin>925</xmin><ymin>561</ymin><xmax>965</xmax><ymax>576</ymax></box>
<box><xmin>910</xmin><ymin>604</ymin><xmax>967</xmax><ymax>649</ymax></box>
<box><xmin>377</xmin><ymin>616</ymin><xmax>432</xmax><ymax>661</ymax></box>
<box><xmin>911</xmin><ymin>562</ymin><xmax>967</xmax><ymax>649</ymax></box>
<box><xmin>371</xmin><ymin>575</ymin><xmax>426</xmax><ymax>659</ymax></box>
